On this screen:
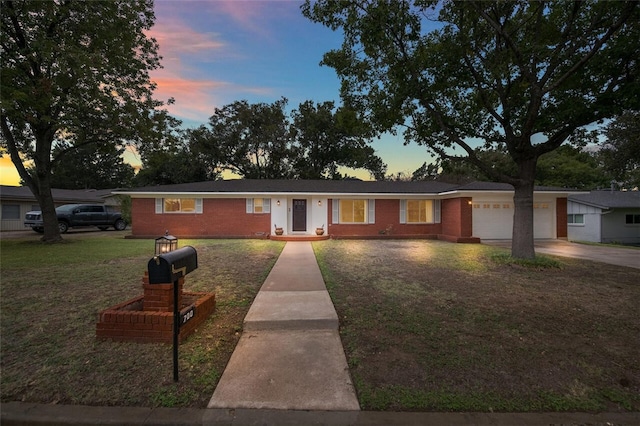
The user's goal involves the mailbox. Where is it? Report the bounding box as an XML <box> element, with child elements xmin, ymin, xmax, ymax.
<box><xmin>148</xmin><ymin>246</ymin><xmax>198</xmax><ymax>284</ymax></box>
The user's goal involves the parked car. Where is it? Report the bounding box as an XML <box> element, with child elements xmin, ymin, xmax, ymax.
<box><xmin>24</xmin><ymin>204</ymin><xmax>127</xmax><ymax>233</ymax></box>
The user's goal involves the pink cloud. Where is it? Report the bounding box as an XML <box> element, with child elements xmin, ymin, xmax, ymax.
<box><xmin>152</xmin><ymin>74</ymin><xmax>228</xmax><ymax>122</ymax></box>
<box><xmin>147</xmin><ymin>1</ymin><xmax>285</xmax><ymax>123</ymax></box>
<box><xmin>146</xmin><ymin>26</ymin><xmax>225</xmax><ymax>61</ymax></box>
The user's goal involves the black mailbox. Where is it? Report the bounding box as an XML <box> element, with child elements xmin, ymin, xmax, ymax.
<box><xmin>148</xmin><ymin>246</ymin><xmax>198</xmax><ymax>284</ymax></box>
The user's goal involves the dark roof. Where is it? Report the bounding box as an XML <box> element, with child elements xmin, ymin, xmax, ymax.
<box><xmin>568</xmin><ymin>190</ymin><xmax>640</xmax><ymax>209</ymax></box>
<box><xmin>119</xmin><ymin>179</ymin><xmax>584</xmax><ymax>195</ymax></box>
<box><xmin>453</xmin><ymin>181</ymin><xmax>583</xmax><ymax>192</ymax></box>
<box><xmin>0</xmin><ymin>185</ymin><xmax>114</xmax><ymax>203</ymax></box>
<box><xmin>121</xmin><ymin>179</ymin><xmax>460</xmax><ymax>194</ymax></box>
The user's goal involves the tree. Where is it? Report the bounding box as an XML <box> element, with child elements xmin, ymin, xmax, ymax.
<box><xmin>599</xmin><ymin>111</ymin><xmax>640</xmax><ymax>189</ymax></box>
<box><xmin>133</xmin><ymin>140</ymin><xmax>218</xmax><ymax>186</ymax></box>
<box><xmin>291</xmin><ymin>100</ymin><xmax>386</xmax><ymax>179</ymax></box>
<box><xmin>303</xmin><ymin>0</ymin><xmax>639</xmax><ymax>259</ymax></box>
<box><xmin>190</xmin><ymin>98</ymin><xmax>387</xmax><ymax>180</ymax></box>
<box><xmin>1</xmin><ymin>0</ymin><xmax>164</xmax><ymax>242</ymax></box>
<box><xmin>190</xmin><ymin>99</ymin><xmax>294</xmax><ymax>179</ymax></box>
<box><xmin>536</xmin><ymin>145</ymin><xmax>608</xmax><ymax>190</ymax></box>
<box><xmin>45</xmin><ymin>142</ymin><xmax>135</xmax><ymax>189</ymax></box>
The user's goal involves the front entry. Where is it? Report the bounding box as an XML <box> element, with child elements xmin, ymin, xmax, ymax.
<box><xmin>292</xmin><ymin>199</ymin><xmax>307</xmax><ymax>231</ymax></box>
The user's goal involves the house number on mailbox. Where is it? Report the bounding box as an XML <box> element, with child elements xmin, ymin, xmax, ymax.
<box><xmin>181</xmin><ymin>306</ymin><xmax>195</xmax><ymax>325</ymax></box>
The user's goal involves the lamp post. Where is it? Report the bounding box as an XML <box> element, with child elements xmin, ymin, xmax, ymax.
<box><xmin>154</xmin><ymin>230</ymin><xmax>179</xmax><ymax>382</ymax></box>
<box><xmin>155</xmin><ymin>231</ymin><xmax>178</xmax><ymax>255</ymax></box>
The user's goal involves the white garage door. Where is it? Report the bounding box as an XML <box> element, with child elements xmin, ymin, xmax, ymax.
<box><xmin>472</xmin><ymin>200</ymin><xmax>555</xmax><ymax>239</ymax></box>
<box><xmin>472</xmin><ymin>201</ymin><xmax>514</xmax><ymax>239</ymax></box>
<box><xmin>533</xmin><ymin>201</ymin><xmax>554</xmax><ymax>239</ymax></box>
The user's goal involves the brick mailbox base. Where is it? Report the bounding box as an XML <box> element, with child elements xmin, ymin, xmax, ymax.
<box><xmin>96</xmin><ymin>273</ymin><xmax>216</xmax><ymax>343</ymax></box>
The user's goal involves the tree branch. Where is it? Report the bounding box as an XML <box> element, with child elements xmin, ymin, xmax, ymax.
<box><xmin>545</xmin><ymin>1</ymin><xmax>637</xmax><ymax>93</ymax></box>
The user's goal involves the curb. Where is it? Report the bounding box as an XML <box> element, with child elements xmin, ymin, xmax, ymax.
<box><xmin>3</xmin><ymin>403</ymin><xmax>640</xmax><ymax>426</ymax></box>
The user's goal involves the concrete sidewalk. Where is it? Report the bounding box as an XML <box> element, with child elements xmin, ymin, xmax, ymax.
<box><xmin>207</xmin><ymin>241</ymin><xmax>360</xmax><ymax>411</ymax></box>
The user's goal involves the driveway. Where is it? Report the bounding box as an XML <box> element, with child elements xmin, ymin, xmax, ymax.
<box><xmin>483</xmin><ymin>239</ymin><xmax>640</xmax><ymax>270</ymax></box>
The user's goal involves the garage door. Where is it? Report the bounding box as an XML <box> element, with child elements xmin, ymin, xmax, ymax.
<box><xmin>472</xmin><ymin>201</ymin><xmax>514</xmax><ymax>239</ymax></box>
<box><xmin>533</xmin><ymin>201</ymin><xmax>554</xmax><ymax>239</ymax></box>
<box><xmin>472</xmin><ymin>200</ymin><xmax>555</xmax><ymax>239</ymax></box>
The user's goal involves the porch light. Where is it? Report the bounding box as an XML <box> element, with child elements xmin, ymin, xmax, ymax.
<box><xmin>277</xmin><ymin>200</ymin><xmax>281</xmax><ymax>206</ymax></box>
<box><xmin>318</xmin><ymin>200</ymin><xmax>322</xmax><ymax>206</ymax></box>
<box><xmin>155</xmin><ymin>230</ymin><xmax>178</xmax><ymax>255</ymax></box>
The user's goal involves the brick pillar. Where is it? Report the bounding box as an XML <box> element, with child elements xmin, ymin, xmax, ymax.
<box><xmin>142</xmin><ymin>272</ymin><xmax>184</xmax><ymax>312</ymax></box>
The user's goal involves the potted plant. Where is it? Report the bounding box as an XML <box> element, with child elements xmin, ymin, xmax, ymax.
<box><xmin>274</xmin><ymin>224</ymin><xmax>284</xmax><ymax>235</ymax></box>
<box><xmin>315</xmin><ymin>224</ymin><xmax>325</xmax><ymax>235</ymax></box>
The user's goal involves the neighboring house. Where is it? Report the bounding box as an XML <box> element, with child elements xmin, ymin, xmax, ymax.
<box><xmin>567</xmin><ymin>190</ymin><xmax>640</xmax><ymax>244</ymax></box>
<box><xmin>115</xmin><ymin>179</ymin><xmax>582</xmax><ymax>242</ymax></box>
<box><xmin>0</xmin><ymin>186</ymin><xmax>119</xmax><ymax>232</ymax></box>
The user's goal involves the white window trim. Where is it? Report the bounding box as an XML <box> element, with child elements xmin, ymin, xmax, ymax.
<box><xmin>399</xmin><ymin>199</ymin><xmax>441</xmax><ymax>224</ymax></box>
<box><xmin>155</xmin><ymin>198</ymin><xmax>203</xmax><ymax>214</ymax></box>
<box><xmin>625</xmin><ymin>214</ymin><xmax>640</xmax><ymax>225</ymax></box>
<box><xmin>246</xmin><ymin>198</ymin><xmax>271</xmax><ymax>214</ymax></box>
<box><xmin>332</xmin><ymin>199</ymin><xmax>375</xmax><ymax>224</ymax></box>
<box><xmin>567</xmin><ymin>213</ymin><xmax>584</xmax><ymax>226</ymax></box>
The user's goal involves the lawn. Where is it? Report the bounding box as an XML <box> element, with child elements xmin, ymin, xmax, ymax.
<box><xmin>0</xmin><ymin>234</ymin><xmax>284</xmax><ymax>407</ymax></box>
<box><xmin>2</xmin><ymin>235</ymin><xmax>638</xmax><ymax>411</ymax></box>
<box><xmin>313</xmin><ymin>240</ymin><xmax>640</xmax><ymax>412</ymax></box>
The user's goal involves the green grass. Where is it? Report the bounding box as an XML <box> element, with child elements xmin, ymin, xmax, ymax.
<box><xmin>4</xmin><ymin>235</ymin><xmax>639</xmax><ymax>412</ymax></box>
<box><xmin>313</xmin><ymin>239</ymin><xmax>640</xmax><ymax>412</ymax></box>
<box><xmin>490</xmin><ymin>251</ymin><xmax>562</xmax><ymax>268</ymax></box>
<box><xmin>1</xmin><ymin>235</ymin><xmax>284</xmax><ymax>407</ymax></box>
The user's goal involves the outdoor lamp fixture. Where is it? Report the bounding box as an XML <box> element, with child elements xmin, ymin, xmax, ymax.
<box><xmin>318</xmin><ymin>200</ymin><xmax>322</xmax><ymax>206</ymax></box>
<box><xmin>155</xmin><ymin>230</ymin><xmax>178</xmax><ymax>255</ymax></box>
<box><xmin>277</xmin><ymin>200</ymin><xmax>281</xmax><ymax>206</ymax></box>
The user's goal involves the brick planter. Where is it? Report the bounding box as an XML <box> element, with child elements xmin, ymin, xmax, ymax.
<box><xmin>96</xmin><ymin>273</ymin><xmax>215</xmax><ymax>344</ymax></box>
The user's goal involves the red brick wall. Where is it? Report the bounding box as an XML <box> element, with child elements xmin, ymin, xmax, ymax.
<box><xmin>327</xmin><ymin>199</ymin><xmax>441</xmax><ymax>237</ymax></box>
<box><xmin>132</xmin><ymin>196</ymin><xmax>477</xmax><ymax>241</ymax></box>
<box><xmin>96</xmin><ymin>291</ymin><xmax>216</xmax><ymax>343</ymax></box>
<box><xmin>131</xmin><ymin>198</ymin><xmax>271</xmax><ymax>237</ymax></box>
<box><xmin>556</xmin><ymin>197</ymin><xmax>567</xmax><ymax>238</ymax></box>
<box><xmin>441</xmin><ymin>197</ymin><xmax>473</xmax><ymax>238</ymax></box>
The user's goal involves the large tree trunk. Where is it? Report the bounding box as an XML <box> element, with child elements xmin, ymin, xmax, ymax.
<box><xmin>2</xmin><ymin>117</ymin><xmax>63</xmax><ymax>243</ymax></box>
<box><xmin>36</xmin><ymin>177</ymin><xmax>63</xmax><ymax>243</ymax></box>
<box><xmin>511</xmin><ymin>158</ymin><xmax>537</xmax><ymax>259</ymax></box>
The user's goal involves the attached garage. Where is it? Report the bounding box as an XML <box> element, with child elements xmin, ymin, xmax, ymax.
<box><xmin>439</xmin><ymin>182</ymin><xmax>574</xmax><ymax>240</ymax></box>
<box><xmin>471</xmin><ymin>196</ymin><xmax>556</xmax><ymax>239</ymax></box>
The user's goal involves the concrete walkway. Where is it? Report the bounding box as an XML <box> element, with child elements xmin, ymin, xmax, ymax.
<box><xmin>207</xmin><ymin>241</ymin><xmax>360</xmax><ymax>411</ymax></box>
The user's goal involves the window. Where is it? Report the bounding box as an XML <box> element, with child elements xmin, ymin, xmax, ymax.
<box><xmin>246</xmin><ymin>198</ymin><xmax>271</xmax><ymax>214</ymax></box>
<box><xmin>155</xmin><ymin>198</ymin><xmax>202</xmax><ymax>214</ymax></box>
<box><xmin>400</xmin><ymin>200</ymin><xmax>441</xmax><ymax>224</ymax></box>
<box><xmin>340</xmin><ymin>199</ymin><xmax>366</xmax><ymax>223</ymax></box>
<box><xmin>2</xmin><ymin>204</ymin><xmax>20</xmax><ymax>220</ymax></box>
<box><xmin>626</xmin><ymin>214</ymin><xmax>640</xmax><ymax>225</ymax></box>
<box><xmin>332</xmin><ymin>199</ymin><xmax>375</xmax><ymax>224</ymax></box>
<box><xmin>567</xmin><ymin>214</ymin><xmax>584</xmax><ymax>225</ymax></box>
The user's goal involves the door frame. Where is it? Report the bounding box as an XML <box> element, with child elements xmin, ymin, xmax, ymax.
<box><xmin>292</xmin><ymin>199</ymin><xmax>307</xmax><ymax>232</ymax></box>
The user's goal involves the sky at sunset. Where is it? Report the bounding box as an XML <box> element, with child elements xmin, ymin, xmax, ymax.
<box><xmin>0</xmin><ymin>0</ymin><xmax>433</xmax><ymax>187</ymax></box>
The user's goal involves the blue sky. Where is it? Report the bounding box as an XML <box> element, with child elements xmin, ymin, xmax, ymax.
<box><xmin>143</xmin><ymin>0</ymin><xmax>433</xmax><ymax>179</ymax></box>
<box><xmin>0</xmin><ymin>0</ymin><xmax>432</xmax><ymax>186</ymax></box>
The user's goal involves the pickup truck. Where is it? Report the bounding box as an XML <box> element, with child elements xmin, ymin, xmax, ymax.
<box><xmin>24</xmin><ymin>204</ymin><xmax>127</xmax><ymax>234</ymax></box>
